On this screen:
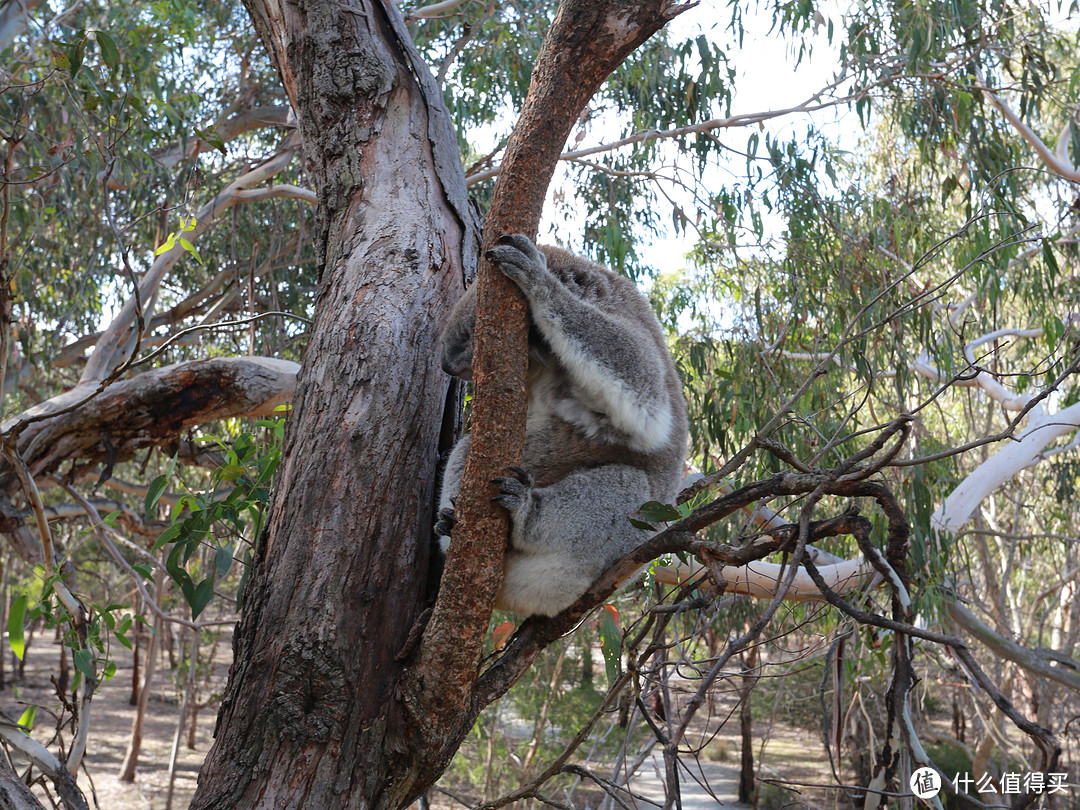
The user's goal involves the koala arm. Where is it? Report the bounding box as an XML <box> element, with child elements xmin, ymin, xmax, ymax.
<box><xmin>439</xmin><ymin>282</ymin><xmax>476</xmax><ymax>379</ymax></box>
<box><xmin>487</xmin><ymin>236</ymin><xmax>674</xmax><ymax>453</ymax></box>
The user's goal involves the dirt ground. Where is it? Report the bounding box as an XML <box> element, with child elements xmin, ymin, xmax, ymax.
<box><xmin>0</xmin><ymin>630</ymin><xmax>840</xmax><ymax>810</ymax></box>
<box><xmin>0</xmin><ymin>625</ymin><xmax>232</xmax><ymax>810</ymax></box>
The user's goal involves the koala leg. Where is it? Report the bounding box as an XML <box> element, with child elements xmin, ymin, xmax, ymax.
<box><xmin>493</xmin><ymin>464</ymin><xmax>654</xmax><ymax>617</ymax></box>
<box><xmin>436</xmin><ymin>436</ymin><xmax>470</xmax><ymax>555</ymax></box>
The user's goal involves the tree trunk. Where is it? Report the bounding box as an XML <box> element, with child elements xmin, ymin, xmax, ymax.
<box><xmin>187</xmin><ymin>693</ymin><xmax>199</xmax><ymax>749</ymax></box>
<box><xmin>119</xmin><ymin>610</ymin><xmax>160</xmax><ymax>782</ymax></box>
<box><xmin>130</xmin><ymin>599</ymin><xmax>142</xmax><ymax>706</ymax></box>
<box><xmin>57</xmin><ymin>629</ymin><xmax>69</xmax><ymax>696</ymax></box>
<box><xmin>188</xmin><ymin>2</ymin><xmax>475</xmax><ymax>807</ymax></box>
<box><xmin>737</xmin><ymin>645</ymin><xmax>757</xmax><ymax>804</ymax></box>
<box><xmin>190</xmin><ymin>1</ymin><xmax>685</xmax><ymax>808</ymax></box>
<box><xmin>165</xmin><ymin>628</ymin><xmax>199</xmax><ymax>810</ymax></box>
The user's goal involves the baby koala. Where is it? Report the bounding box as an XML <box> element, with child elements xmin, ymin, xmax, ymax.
<box><xmin>437</xmin><ymin>234</ymin><xmax>687</xmax><ymax>617</ymax></box>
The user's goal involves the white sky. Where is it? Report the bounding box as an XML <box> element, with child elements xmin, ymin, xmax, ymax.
<box><xmin>538</xmin><ymin>0</ymin><xmax>857</xmax><ymax>269</ymax></box>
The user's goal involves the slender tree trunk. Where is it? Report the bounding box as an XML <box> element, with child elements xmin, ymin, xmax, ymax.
<box><xmin>57</xmin><ymin>628</ymin><xmax>69</xmax><ymax>696</ymax></box>
<box><xmin>737</xmin><ymin>645</ymin><xmax>757</xmax><ymax>804</ymax></box>
<box><xmin>165</xmin><ymin>628</ymin><xmax>199</xmax><ymax>810</ymax></box>
<box><xmin>119</xmin><ymin>612</ymin><xmax>160</xmax><ymax>782</ymax></box>
<box><xmin>130</xmin><ymin>596</ymin><xmax>142</xmax><ymax>706</ymax></box>
<box><xmin>187</xmin><ymin>687</ymin><xmax>199</xmax><ymax>749</ymax></box>
<box><xmin>119</xmin><ymin>571</ymin><xmax>166</xmax><ymax>782</ymax></box>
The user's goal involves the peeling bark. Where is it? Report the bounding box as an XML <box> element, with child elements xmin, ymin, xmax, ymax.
<box><xmin>0</xmin><ymin>356</ymin><xmax>296</xmax><ymax>565</ymax></box>
<box><xmin>1</xmin><ymin>357</ymin><xmax>298</xmax><ymax>493</ymax></box>
<box><xmin>188</xmin><ymin>1</ymin><xmax>475</xmax><ymax>807</ymax></box>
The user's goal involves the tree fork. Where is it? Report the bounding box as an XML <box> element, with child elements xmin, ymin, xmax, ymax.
<box><xmin>415</xmin><ymin>0</ymin><xmax>694</xmax><ymax>742</ymax></box>
<box><xmin>190</xmin><ymin>0</ymin><xmax>693</xmax><ymax>807</ymax></box>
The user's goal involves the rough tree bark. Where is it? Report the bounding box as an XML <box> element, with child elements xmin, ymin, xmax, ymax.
<box><xmin>188</xmin><ymin>1</ymin><xmax>687</xmax><ymax>809</ymax></box>
<box><xmin>0</xmin><ymin>357</ymin><xmax>298</xmax><ymax>563</ymax></box>
<box><xmin>187</xmin><ymin>0</ymin><xmax>476</xmax><ymax>807</ymax></box>
<box><xmin>1</xmin><ymin>357</ymin><xmax>298</xmax><ymax>491</ymax></box>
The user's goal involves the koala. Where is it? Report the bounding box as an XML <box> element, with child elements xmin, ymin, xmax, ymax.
<box><xmin>437</xmin><ymin>234</ymin><xmax>688</xmax><ymax>617</ymax></box>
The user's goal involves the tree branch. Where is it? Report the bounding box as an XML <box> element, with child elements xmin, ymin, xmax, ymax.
<box><xmin>80</xmin><ymin>139</ymin><xmax>304</xmax><ymax>383</ymax></box>
<box><xmin>418</xmin><ymin>0</ymin><xmax>693</xmax><ymax>730</ymax></box>
<box><xmin>976</xmin><ymin>73</ymin><xmax>1080</xmax><ymax>182</ymax></box>
<box><xmin>465</xmin><ymin>78</ymin><xmax>872</xmax><ymax>185</ymax></box>
<box><xmin>149</xmin><ymin>105</ymin><xmax>293</xmax><ymax>167</ymax></box>
<box><xmin>1</xmin><ymin>356</ymin><xmax>298</xmax><ymax>494</ymax></box>
<box><xmin>945</xmin><ymin>600</ymin><xmax>1080</xmax><ymax>692</ymax></box>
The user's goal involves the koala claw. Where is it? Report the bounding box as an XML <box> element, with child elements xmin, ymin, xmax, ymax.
<box><xmin>486</xmin><ymin>235</ymin><xmax>545</xmax><ymax>293</ymax></box>
<box><xmin>505</xmin><ymin>465</ymin><xmax>531</xmax><ymax>483</ymax></box>
<box><xmin>491</xmin><ymin>467</ymin><xmax>533</xmax><ymax>513</ymax></box>
<box><xmin>434</xmin><ymin>505</ymin><xmax>456</xmax><ymax>537</ymax></box>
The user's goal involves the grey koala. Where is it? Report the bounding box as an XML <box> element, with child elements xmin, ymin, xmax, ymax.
<box><xmin>437</xmin><ymin>234</ymin><xmax>688</xmax><ymax>617</ymax></box>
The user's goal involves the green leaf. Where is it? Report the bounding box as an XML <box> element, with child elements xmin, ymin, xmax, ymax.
<box><xmin>154</xmin><ymin>234</ymin><xmax>177</xmax><ymax>255</ymax></box>
<box><xmin>67</xmin><ymin>32</ymin><xmax>86</xmax><ymax>76</ymax></box>
<box><xmin>217</xmin><ymin>464</ymin><xmax>246</xmax><ymax>482</ymax></box>
<box><xmin>630</xmin><ymin>501</ymin><xmax>683</xmax><ymax>529</ymax></box>
<box><xmin>151</xmin><ymin>522</ymin><xmax>182</xmax><ymax>552</ymax></box>
<box><xmin>131</xmin><ymin>563</ymin><xmax>154</xmax><ymax>579</ymax></box>
<box><xmin>8</xmin><ymin>595</ymin><xmax>27</xmax><ymax>661</ymax></box>
<box><xmin>215</xmin><ymin>544</ymin><xmax>234</xmax><ymax>578</ymax></box>
<box><xmin>165</xmin><ymin>543</ymin><xmax>195</xmax><ymax>597</ymax></box>
<box><xmin>95</xmin><ymin>31</ymin><xmax>120</xmax><ymax>70</ymax></box>
<box><xmin>73</xmin><ymin>648</ymin><xmax>96</xmax><ymax>681</ymax></box>
<box><xmin>114</xmin><ymin>618</ymin><xmax>133</xmax><ymax>649</ymax></box>
<box><xmin>1042</xmin><ymin>241</ymin><xmax>1060</xmax><ymax>277</ymax></box>
<box><xmin>178</xmin><ymin>238</ymin><xmax>204</xmax><ymax>264</ymax></box>
<box><xmin>194</xmin><ymin>126</ymin><xmax>227</xmax><ymax>155</ymax></box>
<box><xmin>17</xmin><ymin>705</ymin><xmax>36</xmax><ymax>731</ymax></box>
<box><xmin>189</xmin><ymin>577</ymin><xmax>215</xmax><ymax>619</ymax></box>
<box><xmin>145</xmin><ymin>473</ymin><xmax>168</xmax><ymax>517</ymax></box>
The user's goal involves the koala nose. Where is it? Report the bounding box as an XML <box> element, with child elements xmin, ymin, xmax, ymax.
<box><xmin>441</xmin><ymin>354</ymin><xmax>473</xmax><ymax>380</ymax></box>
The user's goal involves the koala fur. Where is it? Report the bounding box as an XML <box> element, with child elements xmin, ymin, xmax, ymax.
<box><xmin>437</xmin><ymin>234</ymin><xmax>688</xmax><ymax>617</ymax></box>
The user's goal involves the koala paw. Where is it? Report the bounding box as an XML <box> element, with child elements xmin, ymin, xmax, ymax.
<box><xmin>434</xmin><ymin>504</ymin><xmax>456</xmax><ymax>537</ymax></box>
<box><xmin>486</xmin><ymin>235</ymin><xmax>546</xmax><ymax>295</ymax></box>
<box><xmin>491</xmin><ymin>466</ymin><xmax>534</xmax><ymax>514</ymax></box>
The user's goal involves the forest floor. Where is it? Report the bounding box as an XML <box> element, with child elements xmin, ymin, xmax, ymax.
<box><xmin>435</xmin><ymin>681</ymin><xmax>838</xmax><ymax>810</ymax></box>
<box><xmin>0</xmin><ymin>630</ymin><xmax>839</xmax><ymax>810</ymax></box>
<box><xmin>0</xmin><ymin>624</ymin><xmax>232</xmax><ymax>810</ymax></box>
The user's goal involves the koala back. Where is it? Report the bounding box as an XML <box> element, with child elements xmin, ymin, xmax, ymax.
<box><xmin>525</xmin><ymin>245</ymin><xmax>687</xmax><ymax>499</ymax></box>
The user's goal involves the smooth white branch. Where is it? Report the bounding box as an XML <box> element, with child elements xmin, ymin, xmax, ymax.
<box><xmin>932</xmin><ymin>401</ymin><xmax>1080</xmax><ymax>532</ymax></box>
